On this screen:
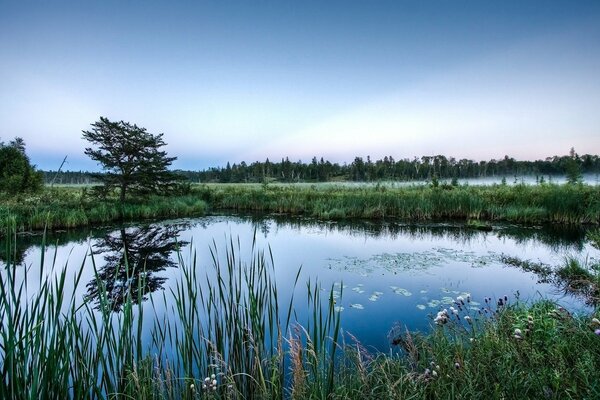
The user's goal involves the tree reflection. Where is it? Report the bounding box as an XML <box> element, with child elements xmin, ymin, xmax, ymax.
<box><xmin>86</xmin><ymin>224</ymin><xmax>188</xmax><ymax>312</ymax></box>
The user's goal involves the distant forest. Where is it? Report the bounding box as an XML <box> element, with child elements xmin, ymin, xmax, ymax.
<box><xmin>43</xmin><ymin>152</ymin><xmax>600</xmax><ymax>185</ymax></box>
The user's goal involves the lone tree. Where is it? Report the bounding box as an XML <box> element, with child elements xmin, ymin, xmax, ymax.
<box><xmin>82</xmin><ymin>117</ymin><xmax>183</xmax><ymax>203</ymax></box>
<box><xmin>565</xmin><ymin>147</ymin><xmax>582</xmax><ymax>185</ymax></box>
<box><xmin>0</xmin><ymin>137</ymin><xmax>43</xmax><ymax>195</ymax></box>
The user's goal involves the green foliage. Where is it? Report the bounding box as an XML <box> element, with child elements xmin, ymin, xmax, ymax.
<box><xmin>0</xmin><ymin>187</ymin><xmax>207</xmax><ymax>235</ymax></box>
<box><xmin>201</xmin><ymin>182</ymin><xmax>600</xmax><ymax>224</ymax></box>
<box><xmin>82</xmin><ymin>117</ymin><xmax>185</xmax><ymax>203</ymax></box>
<box><xmin>0</xmin><ymin>138</ymin><xmax>43</xmax><ymax>195</ymax></box>
<box><xmin>566</xmin><ymin>147</ymin><xmax>583</xmax><ymax>185</ymax></box>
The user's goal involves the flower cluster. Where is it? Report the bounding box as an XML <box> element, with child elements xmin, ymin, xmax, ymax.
<box><xmin>434</xmin><ymin>309</ymin><xmax>449</xmax><ymax>325</ymax></box>
<box><xmin>203</xmin><ymin>374</ymin><xmax>218</xmax><ymax>391</ymax></box>
<box><xmin>423</xmin><ymin>361</ymin><xmax>441</xmax><ymax>379</ymax></box>
<box><xmin>513</xmin><ymin>328</ymin><xmax>523</xmax><ymax>340</ymax></box>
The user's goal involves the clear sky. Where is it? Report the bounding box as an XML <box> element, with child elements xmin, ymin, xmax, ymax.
<box><xmin>1</xmin><ymin>0</ymin><xmax>599</xmax><ymax>170</ymax></box>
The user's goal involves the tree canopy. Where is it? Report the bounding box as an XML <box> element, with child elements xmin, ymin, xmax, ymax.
<box><xmin>0</xmin><ymin>137</ymin><xmax>43</xmax><ymax>195</ymax></box>
<box><xmin>82</xmin><ymin>117</ymin><xmax>184</xmax><ymax>202</ymax></box>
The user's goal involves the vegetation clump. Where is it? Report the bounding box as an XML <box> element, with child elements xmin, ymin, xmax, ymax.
<box><xmin>0</xmin><ymin>137</ymin><xmax>43</xmax><ymax>195</ymax></box>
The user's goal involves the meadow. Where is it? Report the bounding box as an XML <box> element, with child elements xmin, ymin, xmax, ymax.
<box><xmin>1</xmin><ymin>182</ymin><xmax>599</xmax><ymax>236</ymax></box>
<box><xmin>198</xmin><ymin>182</ymin><xmax>600</xmax><ymax>224</ymax></box>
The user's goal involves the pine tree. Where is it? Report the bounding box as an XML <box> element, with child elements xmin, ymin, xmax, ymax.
<box><xmin>82</xmin><ymin>117</ymin><xmax>184</xmax><ymax>203</ymax></box>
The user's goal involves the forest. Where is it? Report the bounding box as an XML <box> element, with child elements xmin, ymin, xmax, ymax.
<box><xmin>43</xmin><ymin>150</ymin><xmax>600</xmax><ymax>184</ymax></box>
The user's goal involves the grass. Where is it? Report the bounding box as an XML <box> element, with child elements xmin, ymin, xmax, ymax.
<box><xmin>197</xmin><ymin>182</ymin><xmax>600</xmax><ymax>225</ymax></box>
<box><xmin>1</xmin><ymin>228</ymin><xmax>600</xmax><ymax>399</ymax></box>
<box><xmin>502</xmin><ymin>255</ymin><xmax>600</xmax><ymax>307</ymax></box>
<box><xmin>1</xmin><ymin>182</ymin><xmax>599</xmax><ymax>236</ymax></box>
<box><xmin>0</xmin><ymin>187</ymin><xmax>207</xmax><ymax>236</ymax></box>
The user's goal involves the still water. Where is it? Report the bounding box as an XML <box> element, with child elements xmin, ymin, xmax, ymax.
<box><xmin>3</xmin><ymin>214</ymin><xmax>598</xmax><ymax>351</ymax></box>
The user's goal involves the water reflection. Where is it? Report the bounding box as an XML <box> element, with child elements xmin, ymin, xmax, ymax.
<box><xmin>85</xmin><ymin>224</ymin><xmax>189</xmax><ymax>311</ymax></box>
<box><xmin>242</xmin><ymin>213</ymin><xmax>589</xmax><ymax>252</ymax></box>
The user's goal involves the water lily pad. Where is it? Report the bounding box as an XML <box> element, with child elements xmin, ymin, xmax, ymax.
<box><xmin>334</xmin><ymin>306</ymin><xmax>344</xmax><ymax>312</ymax></box>
<box><xmin>428</xmin><ymin>300</ymin><xmax>441</xmax><ymax>308</ymax></box>
<box><xmin>416</xmin><ymin>304</ymin><xmax>427</xmax><ymax>310</ymax></box>
<box><xmin>393</xmin><ymin>288</ymin><xmax>412</xmax><ymax>296</ymax></box>
<box><xmin>350</xmin><ymin>303</ymin><xmax>364</xmax><ymax>309</ymax></box>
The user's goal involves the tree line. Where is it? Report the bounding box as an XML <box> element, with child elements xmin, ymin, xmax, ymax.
<box><xmin>44</xmin><ymin>151</ymin><xmax>599</xmax><ymax>185</ymax></box>
<box><xmin>195</xmin><ymin>152</ymin><xmax>600</xmax><ymax>183</ymax></box>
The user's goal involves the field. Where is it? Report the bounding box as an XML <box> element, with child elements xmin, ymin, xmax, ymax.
<box><xmin>1</xmin><ymin>182</ymin><xmax>600</xmax><ymax>236</ymax></box>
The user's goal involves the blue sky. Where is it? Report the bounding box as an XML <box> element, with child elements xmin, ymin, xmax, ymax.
<box><xmin>1</xmin><ymin>1</ymin><xmax>599</xmax><ymax>170</ymax></box>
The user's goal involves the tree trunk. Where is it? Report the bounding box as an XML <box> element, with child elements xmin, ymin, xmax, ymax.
<box><xmin>120</xmin><ymin>184</ymin><xmax>126</xmax><ymax>204</ymax></box>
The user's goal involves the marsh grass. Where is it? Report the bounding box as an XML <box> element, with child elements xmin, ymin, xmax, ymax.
<box><xmin>2</xmin><ymin>183</ymin><xmax>598</xmax><ymax>237</ymax></box>
<box><xmin>1</xmin><ymin>228</ymin><xmax>600</xmax><ymax>399</ymax></box>
<box><xmin>199</xmin><ymin>182</ymin><xmax>600</xmax><ymax>225</ymax></box>
<box><xmin>0</xmin><ymin>187</ymin><xmax>207</xmax><ymax>235</ymax></box>
<box><xmin>0</xmin><ymin>227</ymin><xmax>341</xmax><ymax>399</ymax></box>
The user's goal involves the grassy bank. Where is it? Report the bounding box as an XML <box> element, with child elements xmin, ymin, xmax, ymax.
<box><xmin>1</xmin><ymin>233</ymin><xmax>600</xmax><ymax>399</ymax></box>
<box><xmin>1</xmin><ymin>183</ymin><xmax>599</xmax><ymax>236</ymax></box>
<box><xmin>198</xmin><ymin>182</ymin><xmax>600</xmax><ymax>224</ymax></box>
<box><xmin>0</xmin><ymin>187</ymin><xmax>207</xmax><ymax>235</ymax></box>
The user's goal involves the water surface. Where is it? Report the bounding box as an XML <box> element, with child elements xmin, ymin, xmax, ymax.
<box><xmin>3</xmin><ymin>214</ymin><xmax>598</xmax><ymax>351</ymax></box>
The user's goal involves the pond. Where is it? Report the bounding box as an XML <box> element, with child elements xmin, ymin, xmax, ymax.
<box><xmin>2</xmin><ymin>214</ymin><xmax>598</xmax><ymax>352</ymax></box>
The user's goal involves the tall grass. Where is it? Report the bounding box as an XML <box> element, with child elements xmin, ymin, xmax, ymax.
<box><xmin>0</xmin><ymin>187</ymin><xmax>207</xmax><ymax>235</ymax></box>
<box><xmin>2</xmin><ymin>183</ymin><xmax>598</xmax><ymax>237</ymax></box>
<box><xmin>198</xmin><ymin>182</ymin><xmax>600</xmax><ymax>224</ymax></box>
<box><xmin>0</xmin><ymin>228</ymin><xmax>341</xmax><ymax>399</ymax></box>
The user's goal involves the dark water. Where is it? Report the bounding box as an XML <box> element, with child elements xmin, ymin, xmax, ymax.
<box><xmin>3</xmin><ymin>214</ymin><xmax>598</xmax><ymax>351</ymax></box>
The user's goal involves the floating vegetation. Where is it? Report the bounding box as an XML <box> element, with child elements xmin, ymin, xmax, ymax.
<box><xmin>416</xmin><ymin>304</ymin><xmax>427</xmax><ymax>310</ymax></box>
<box><xmin>334</xmin><ymin>306</ymin><xmax>344</xmax><ymax>312</ymax></box>
<box><xmin>327</xmin><ymin>248</ymin><xmax>502</xmax><ymax>275</ymax></box>
<box><xmin>427</xmin><ymin>300</ymin><xmax>441</xmax><ymax>308</ymax></box>
<box><xmin>441</xmin><ymin>296</ymin><xmax>455</xmax><ymax>304</ymax></box>
<box><xmin>419</xmin><ymin>289</ymin><xmax>428</xmax><ymax>294</ymax></box>
<box><xmin>368</xmin><ymin>293</ymin><xmax>381</xmax><ymax>302</ymax></box>
<box><xmin>352</xmin><ymin>286</ymin><xmax>365</xmax><ymax>294</ymax></box>
<box><xmin>392</xmin><ymin>288</ymin><xmax>412</xmax><ymax>296</ymax></box>
<box><xmin>349</xmin><ymin>303</ymin><xmax>364</xmax><ymax>309</ymax></box>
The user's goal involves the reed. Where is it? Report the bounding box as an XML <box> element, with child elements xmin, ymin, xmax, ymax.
<box><xmin>0</xmin><ymin>189</ymin><xmax>207</xmax><ymax>236</ymax></box>
<box><xmin>199</xmin><ymin>182</ymin><xmax>600</xmax><ymax>224</ymax></box>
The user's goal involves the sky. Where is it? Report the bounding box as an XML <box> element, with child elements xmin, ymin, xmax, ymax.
<box><xmin>1</xmin><ymin>0</ymin><xmax>599</xmax><ymax>171</ymax></box>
